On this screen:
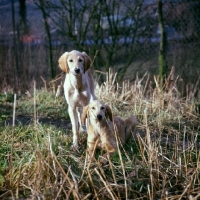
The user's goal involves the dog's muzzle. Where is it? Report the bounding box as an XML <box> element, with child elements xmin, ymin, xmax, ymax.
<box><xmin>74</xmin><ymin>68</ymin><xmax>80</xmax><ymax>74</ymax></box>
<box><xmin>97</xmin><ymin>114</ymin><xmax>103</xmax><ymax>121</ymax></box>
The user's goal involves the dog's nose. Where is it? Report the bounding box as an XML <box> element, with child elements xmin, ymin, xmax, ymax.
<box><xmin>74</xmin><ymin>68</ymin><xmax>80</xmax><ymax>74</ymax></box>
<box><xmin>97</xmin><ymin>114</ymin><xmax>102</xmax><ymax>121</ymax></box>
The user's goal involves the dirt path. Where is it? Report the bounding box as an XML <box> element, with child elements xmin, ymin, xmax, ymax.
<box><xmin>0</xmin><ymin>115</ymin><xmax>71</xmax><ymax>130</ymax></box>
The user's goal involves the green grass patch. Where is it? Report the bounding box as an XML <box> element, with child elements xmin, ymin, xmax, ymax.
<box><xmin>17</xmin><ymin>88</ymin><xmax>69</xmax><ymax>119</ymax></box>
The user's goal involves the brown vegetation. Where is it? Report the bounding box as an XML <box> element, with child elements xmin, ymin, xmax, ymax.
<box><xmin>0</xmin><ymin>69</ymin><xmax>199</xmax><ymax>199</ymax></box>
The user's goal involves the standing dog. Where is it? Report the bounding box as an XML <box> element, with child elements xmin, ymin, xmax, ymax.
<box><xmin>58</xmin><ymin>50</ymin><xmax>96</xmax><ymax>149</ymax></box>
<box><xmin>81</xmin><ymin>100</ymin><xmax>137</xmax><ymax>164</ymax></box>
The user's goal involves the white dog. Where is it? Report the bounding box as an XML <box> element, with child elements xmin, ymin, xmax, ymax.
<box><xmin>58</xmin><ymin>50</ymin><xmax>96</xmax><ymax>149</ymax></box>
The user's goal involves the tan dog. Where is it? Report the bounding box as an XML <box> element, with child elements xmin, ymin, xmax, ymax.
<box><xmin>58</xmin><ymin>50</ymin><xmax>96</xmax><ymax>149</ymax></box>
<box><xmin>81</xmin><ymin>100</ymin><xmax>137</xmax><ymax>164</ymax></box>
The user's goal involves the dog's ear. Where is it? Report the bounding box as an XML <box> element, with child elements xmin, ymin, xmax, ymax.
<box><xmin>82</xmin><ymin>52</ymin><xmax>92</xmax><ymax>73</ymax></box>
<box><xmin>81</xmin><ymin>105</ymin><xmax>89</xmax><ymax>125</ymax></box>
<box><xmin>105</xmin><ymin>105</ymin><xmax>113</xmax><ymax>121</ymax></box>
<box><xmin>58</xmin><ymin>52</ymin><xmax>69</xmax><ymax>73</ymax></box>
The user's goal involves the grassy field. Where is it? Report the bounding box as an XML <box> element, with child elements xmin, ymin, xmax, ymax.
<box><xmin>0</xmin><ymin>69</ymin><xmax>199</xmax><ymax>199</ymax></box>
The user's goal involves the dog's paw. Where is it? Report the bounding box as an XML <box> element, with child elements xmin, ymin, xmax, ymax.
<box><xmin>99</xmin><ymin>157</ymin><xmax>109</xmax><ymax>165</ymax></box>
<box><xmin>70</xmin><ymin>144</ymin><xmax>79</xmax><ymax>152</ymax></box>
<box><xmin>79</xmin><ymin>125</ymin><xmax>86</xmax><ymax>133</ymax></box>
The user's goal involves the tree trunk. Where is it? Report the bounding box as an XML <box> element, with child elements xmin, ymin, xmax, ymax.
<box><xmin>19</xmin><ymin>0</ymin><xmax>29</xmax><ymax>34</ymax></box>
<box><xmin>157</xmin><ymin>0</ymin><xmax>167</xmax><ymax>84</ymax></box>
<box><xmin>39</xmin><ymin>0</ymin><xmax>55</xmax><ymax>79</ymax></box>
<box><xmin>12</xmin><ymin>0</ymin><xmax>20</xmax><ymax>89</ymax></box>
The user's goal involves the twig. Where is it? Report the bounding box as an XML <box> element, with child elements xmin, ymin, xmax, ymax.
<box><xmin>49</xmin><ymin>73</ymin><xmax>63</xmax><ymax>82</ymax></box>
<box><xmin>95</xmin><ymin>70</ymin><xmax>107</xmax><ymax>75</ymax></box>
<box><xmin>87</xmin><ymin>169</ymin><xmax>99</xmax><ymax>200</ymax></box>
<box><xmin>112</xmin><ymin>121</ymin><xmax>128</xmax><ymax>200</ymax></box>
<box><xmin>144</xmin><ymin>109</ymin><xmax>154</xmax><ymax>200</ymax></box>
<box><xmin>40</xmin><ymin>76</ymin><xmax>47</xmax><ymax>91</ymax></box>
<box><xmin>10</xmin><ymin>93</ymin><xmax>17</xmax><ymax>187</ymax></box>
<box><xmin>94</xmin><ymin>168</ymin><xmax>116</xmax><ymax>200</ymax></box>
<box><xmin>33</xmin><ymin>80</ymin><xmax>37</xmax><ymax>128</ymax></box>
<box><xmin>69</xmin><ymin>167</ymin><xmax>80</xmax><ymax>200</ymax></box>
<box><xmin>91</xmin><ymin>50</ymin><xmax>98</xmax><ymax>67</ymax></box>
<box><xmin>48</xmin><ymin>130</ymin><xmax>56</xmax><ymax>173</ymax></box>
<box><xmin>178</xmin><ymin>169</ymin><xmax>198</xmax><ymax>200</ymax></box>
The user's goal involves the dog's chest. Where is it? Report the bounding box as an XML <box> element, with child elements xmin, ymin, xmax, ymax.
<box><xmin>64</xmin><ymin>76</ymin><xmax>91</xmax><ymax>107</ymax></box>
<box><xmin>68</xmin><ymin>89</ymin><xmax>90</xmax><ymax>107</ymax></box>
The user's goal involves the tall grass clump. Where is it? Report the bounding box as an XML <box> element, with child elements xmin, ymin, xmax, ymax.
<box><xmin>0</xmin><ymin>69</ymin><xmax>199</xmax><ymax>199</ymax></box>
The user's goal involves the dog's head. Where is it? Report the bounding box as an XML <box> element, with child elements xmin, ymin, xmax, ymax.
<box><xmin>58</xmin><ymin>50</ymin><xmax>92</xmax><ymax>75</ymax></box>
<box><xmin>82</xmin><ymin>100</ymin><xmax>113</xmax><ymax>125</ymax></box>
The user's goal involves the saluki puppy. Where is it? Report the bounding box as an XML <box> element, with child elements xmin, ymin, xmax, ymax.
<box><xmin>81</xmin><ymin>100</ymin><xmax>137</xmax><ymax>164</ymax></box>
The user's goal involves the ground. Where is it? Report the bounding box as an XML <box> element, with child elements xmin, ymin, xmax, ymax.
<box><xmin>0</xmin><ymin>114</ymin><xmax>71</xmax><ymax>130</ymax></box>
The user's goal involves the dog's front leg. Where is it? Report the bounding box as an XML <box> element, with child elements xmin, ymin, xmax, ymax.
<box><xmin>76</xmin><ymin>107</ymin><xmax>86</xmax><ymax>132</ymax></box>
<box><xmin>86</xmin><ymin>137</ymin><xmax>100</xmax><ymax>164</ymax></box>
<box><xmin>68</xmin><ymin>106</ymin><xmax>79</xmax><ymax>150</ymax></box>
<box><xmin>100</xmin><ymin>152</ymin><xmax>115</xmax><ymax>165</ymax></box>
<box><xmin>87</xmin><ymin>143</ymin><xmax>96</xmax><ymax>161</ymax></box>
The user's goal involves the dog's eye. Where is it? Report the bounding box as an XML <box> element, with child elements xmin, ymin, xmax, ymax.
<box><xmin>69</xmin><ymin>59</ymin><xmax>73</xmax><ymax>62</ymax></box>
<box><xmin>100</xmin><ymin>107</ymin><xmax>105</xmax><ymax>110</ymax></box>
<box><xmin>79</xmin><ymin>59</ymin><xmax>83</xmax><ymax>62</ymax></box>
<box><xmin>91</xmin><ymin>107</ymin><xmax>95</xmax><ymax>110</ymax></box>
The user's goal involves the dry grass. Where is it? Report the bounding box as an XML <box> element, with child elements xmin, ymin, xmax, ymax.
<box><xmin>0</xmin><ymin>69</ymin><xmax>199</xmax><ymax>199</ymax></box>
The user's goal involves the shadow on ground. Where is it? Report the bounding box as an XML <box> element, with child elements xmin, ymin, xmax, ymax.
<box><xmin>0</xmin><ymin>115</ymin><xmax>71</xmax><ymax>130</ymax></box>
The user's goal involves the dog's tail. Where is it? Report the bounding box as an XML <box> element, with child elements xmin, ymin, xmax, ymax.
<box><xmin>124</xmin><ymin>115</ymin><xmax>137</xmax><ymax>142</ymax></box>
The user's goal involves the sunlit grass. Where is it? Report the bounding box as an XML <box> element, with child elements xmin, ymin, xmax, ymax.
<box><xmin>16</xmin><ymin>88</ymin><xmax>69</xmax><ymax>119</ymax></box>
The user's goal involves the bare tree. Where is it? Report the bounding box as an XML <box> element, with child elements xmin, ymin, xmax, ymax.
<box><xmin>157</xmin><ymin>0</ymin><xmax>167</xmax><ymax>84</ymax></box>
<box><xmin>34</xmin><ymin>0</ymin><xmax>55</xmax><ymax>79</ymax></box>
<box><xmin>34</xmin><ymin>0</ymin><xmax>145</xmax><ymax>81</ymax></box>
<box><xmin>19</xmin><ymin>0</ymin><xmax>29</xmax><ymax>34</ymax></box>
<box><xmin>11</xmin><ymin>0</ymin><xmax>20</xmax><ymax>88</ymax></box>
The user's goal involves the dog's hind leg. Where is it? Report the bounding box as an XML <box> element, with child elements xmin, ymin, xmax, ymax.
<box><xmin>124</xmin><ymin>115</ymin><xmax>137</xmax><ymax>142</ymax></box>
